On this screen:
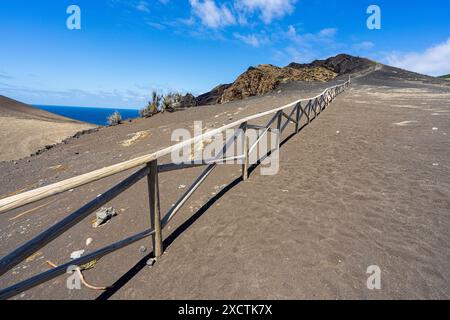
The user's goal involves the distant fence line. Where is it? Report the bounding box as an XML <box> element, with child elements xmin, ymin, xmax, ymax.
<box><xmin>0</xmin><ymin>78</ymin><xmax>350</xmax><ymax>300</ymax></box>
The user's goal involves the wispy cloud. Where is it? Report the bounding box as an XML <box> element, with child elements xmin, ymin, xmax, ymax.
<box><xmin>386</xmin><ymin>38</ymin><xmax>450</xmax><ymax>76</ymax></box>
<box><xmin>0</xmin><ymin>72</ymin><xmax>14</xmax><ymax>80</ymax></box>
<box><xmin>236</xmin><ymin>0</ymin><xmax>296</xmax><ymax>24</ymax></box>
<box><xmin>188</xmin><ymin>0</ymin><xmax>296</xmax><ymax>29</ymax></box>
<box><xmin>286</xmin><ymin>25</ymin><xmax>338</xmax><ymax>45</ymax></box>
<box><xmin>234</xmin><ymin>32</ymin><xmax>270</xmax><ymax>47</ymax></box>
<box><xmin>135</xmin><ymin>1</ymin><xmax>150</xmax><ymax>13</ymax></box>
<box><xmin>352</xmin><ymin>41</ymin><xmax>375</xmax><ymax>51</ymax></box>
<box><xmin>280</xmin><ymin>25</ymin><xmax>342</xmax><ymax>62</ymax></box>
<box><xmin>189</xmin><ymin>0</ymin><xmax>236</xmax><ymax>29</ymax></box>
<box><xmin>110</xmin><ymin>0</ymin><xmax>169</xmax><ymax>13</ymax></box>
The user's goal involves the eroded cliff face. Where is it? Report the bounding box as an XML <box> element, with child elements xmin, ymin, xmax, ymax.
<box><xmin>218</xmin><ymin>64</ymin><xmax>337</xmax><ymax>104</ymax></box>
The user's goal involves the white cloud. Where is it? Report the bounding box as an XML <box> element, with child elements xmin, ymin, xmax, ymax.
<box><xmin>135</xmin><ymin>1</ymin><xmax>150</xmax><ymax>12</ymax></box>
<box><xmin>281</xmin><ymin>26</ymin><xmax>341</xmax><ymax>63</ymax></box>
<box><xmin>236</xmin><ymin>0</ymin><xmax>296</xmax><ymax>24</ymax></box>
<box><xmin>190</xmin><ymin>0</ymin><xmax>236</xmax><ymax>29</ymax></box>
<box><xmin>286</xmin><ymin>25</ymin><xmax>338</xmax><ymax>45</ymax></box>
<box><xmin>352</xmin><ymin>41</ymin><xmax>375</xmax><ymax>51</ymax></box>
<box><xmin>318</xmin><ymin>28</ymin><xmax>337</xmax><ymax>37</ymax></box>
<box><xmin>386</xmin><ymin>38</ymin><xmax>450</xmax><ymax>76</ymax></box>
<box><xmin>234</xmin><ymin>33</ymin><xmax>269</xmax><ymax>47</ymax></box>
<box><xmin>187</xmin><ymin>0</ymin><xmax>297</xmax><ymax>29</ymax></box>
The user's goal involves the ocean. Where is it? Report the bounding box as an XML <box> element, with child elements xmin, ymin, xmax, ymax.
<box><xmin>33</xmin><ymin>105</ymin><xmax>140</xmax><ymax>126</ymax></box>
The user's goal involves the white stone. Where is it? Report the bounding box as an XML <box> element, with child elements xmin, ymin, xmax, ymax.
<box><xmin>70</xmin><ymin>250</ymin><xmax>85</xmax><ymax>260</ymax></box>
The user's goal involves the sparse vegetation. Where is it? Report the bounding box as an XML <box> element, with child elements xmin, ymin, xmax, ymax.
<box><xmin>140</xmin><ymin>90</ymin><xmax>196</xmax><ymax>117</ymax></box>
<box><xmin>140</xmin><ymin>90</ymin><xmax>163</xmax><ymax>118</ymax></box>
<box><xmin>162</xmin><ymin>92</ymin><xmax>183</xmax><ymax>113</ymax></box>
<box><xmin>438</xmin><ymin>74</ymin><xmax>450</xmax><ymax>80</ymax></box>
<box><xmin>107</xmin><ymin>111</ymin><xmax>122</xmax><ymax>126</ymax></box>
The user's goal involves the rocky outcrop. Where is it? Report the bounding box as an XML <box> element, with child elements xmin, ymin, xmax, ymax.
<box><xmin>195</xmin><ymin>54</ymin><xmax>376</xmax><ymax>106</ymax></box>
<box><xmin>196</xmin><ymin>84</ymin><xmax>232</xmax><ymax>106</ymax></box>
<box><xmin>288</xmin><ymin>54</ymin><xmax>376</xmax><ymax>75</ymax></box>
<box><xmin>218</xmin><ymin>64</ymin><xmax>336</xmax><ymax>104</ymax></box>
<box><xmin>179</xmin><ymin>93</ymin><xmax>198</xmax><ymax>108</ymax></box>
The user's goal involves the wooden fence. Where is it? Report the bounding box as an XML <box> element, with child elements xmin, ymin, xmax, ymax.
<box><xmin>0</xmin><ymin>79</ymin><xmax>350</xmax><ymax>299</ymax></box>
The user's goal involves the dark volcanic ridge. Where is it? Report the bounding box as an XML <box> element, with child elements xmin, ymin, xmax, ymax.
<box><xmin>195</xmin><ymin>54</ymin><xmax>377</xmax><ymax>106</ymax></box>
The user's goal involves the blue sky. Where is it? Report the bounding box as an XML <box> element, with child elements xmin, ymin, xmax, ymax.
<box><xmin>1</xmin><ymin>0</ymin><xmax>449</xmax><ymax>109</ymax></box>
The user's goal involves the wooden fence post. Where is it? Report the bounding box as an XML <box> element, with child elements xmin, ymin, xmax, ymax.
<box><xmin>313</xmin><ymin>99</ymin><xmax>317</xmax><ymax>119</ymax></box>
<box><xmin>242</xmin><ymin>122</ymin><xmax>249</xmax><ymax>181</ymax></box>
<box><xmin>147</xmin><ymin>160</ymin><xmax>163</xmax><ymax>258</ymax></box>
<box><xmin>276</xmin><ymin>111</ymin><xmax>283</xmax><ymax>152</ymax></box>
<box><xmin>277</xmin><ymin>111</ymin><xmax>283</xmax><ymax>136</ymax></box>
<box><xmin>307</xmin><ymin>101</ymin><xmax>311</xmax><ymax>124</ymax></box>
<box><xmin>295</xmin><ymin>102</ymin><xmax>301</xmax><ymax>133</ymax></box>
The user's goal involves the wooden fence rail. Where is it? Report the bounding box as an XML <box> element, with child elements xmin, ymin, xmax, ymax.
<box><xmin>0</xmin><ymin>79</ymin><xmax>350</xmax><ymax>299</ymax></box>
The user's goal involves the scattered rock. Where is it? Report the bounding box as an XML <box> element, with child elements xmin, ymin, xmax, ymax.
<box><xmin>146</xmin><ymin>258</ymin><xmax>156</xmax><ymax>267</ymax></box>
<box><xmin>139</xmin><ymin>246</ymin><xmax>147</xmax><ymax>254</ymax></box>
<box><xmin>178</xmin><ymin>184</ymin><xmax>186</xmax><ymax>189</ymax></box>
<box><xmin>70</xmin><ymin>250</ymin><xmax>85</xmax><ymax>260</ymax></box>
<box><xmin>86</xmin><ymin>238</ymin><xmax>93</xmax><ymax>246</ymax></box>
<box><xmin>92</xmin><ymin>207</ymin><xmax>117</xmax><ymax>228</ymax></box>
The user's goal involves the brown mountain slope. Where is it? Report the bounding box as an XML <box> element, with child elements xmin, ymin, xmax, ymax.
<box><xmin>0</xmin><ymin>96</ymin><xmax>95</xmax><ymax>161</ymax></box>
<box><xmin>0</xmin><ymin>95</ymin><xmax>84</xmax><ymax>123</ymax></box>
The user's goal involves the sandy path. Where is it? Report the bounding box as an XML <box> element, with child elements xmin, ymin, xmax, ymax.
<box><xmin>1</xmin><ymin>68</ymin><xmax>449</xmax><ymax>299</ymax></box>
<box><xmin>110</xmin><ymin>75</ymin><xmax>450</xmax><ymax>300</ymax></box>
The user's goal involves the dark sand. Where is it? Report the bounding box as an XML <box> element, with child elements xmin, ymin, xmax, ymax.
<box><xmin>0</xmin><ymin>66</ymin><xmax>449</xmax><ymax>299</ymax></box>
